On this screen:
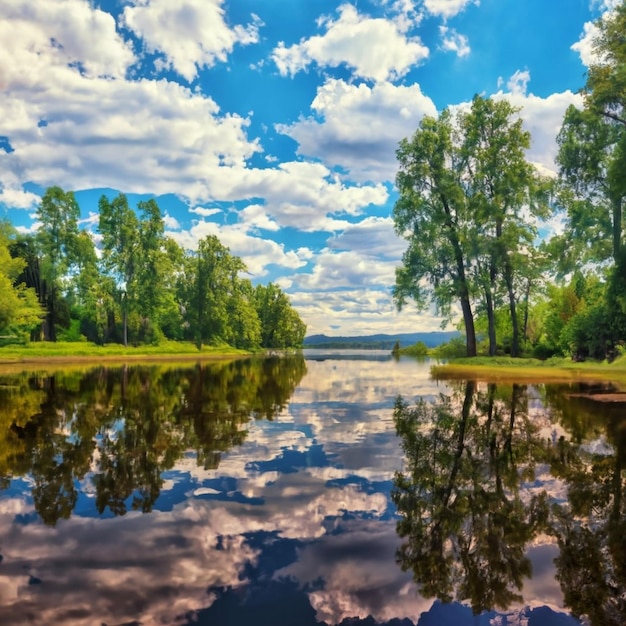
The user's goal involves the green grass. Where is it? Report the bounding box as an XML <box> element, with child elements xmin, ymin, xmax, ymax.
<box><xmin>0</xmin><ymin>340</ymin><xmax>251</xmax><ymax>363</ymax></box>
<box><xmin>431</xmin><ymin>354</ymin><xmax>626</xmax><ymax>387</ymax></box>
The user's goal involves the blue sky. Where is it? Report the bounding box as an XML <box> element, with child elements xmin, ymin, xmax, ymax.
<box><xmin>0</xmin><ymin>0</ymin><xmax>616</xmax><ymax>336</ymax></box>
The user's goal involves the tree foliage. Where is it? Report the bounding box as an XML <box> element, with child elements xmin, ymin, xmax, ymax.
<box><xmin>394</xmin><ymin>95</ymin><xmax>549</xmax><ymax>357</ymax></box>
<box><xmin>0</xmin><ymin>222</ymin><xmax>44</xmax><ymax>338</ymax></box>
<box><xmin>5</xmin><ymin>190</ymin><xmax>305</xmax><ymax>351</ymax></box>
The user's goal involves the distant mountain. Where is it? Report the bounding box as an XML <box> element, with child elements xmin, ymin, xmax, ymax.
<box><xmin>303</xmin><ymin>331</ymin><xmax>459</xmax><ymax>349</ymax></box>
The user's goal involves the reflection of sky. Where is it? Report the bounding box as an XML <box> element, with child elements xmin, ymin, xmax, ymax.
<box><xmin>0</xmin><ymin>356</ymin><xmax>583</xmax><ymax>625</ymax></box>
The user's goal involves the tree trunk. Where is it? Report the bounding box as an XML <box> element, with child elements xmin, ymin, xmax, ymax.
<box><xmin>522</xmin><ymin>278</ymin><xmax>532</xmax><ymax>345</ymax></box>
<box><xmin>485</xmin><ymin>285</ymin><xmax>497</xmax><ymax>356</ymax></box>
<box><xmin>612</xmin><ymin>196</ymin><xmax>622</xmax><ymax>262</ymax></box>
<box><xmin>441</xmin><ymin>193</ymin><xmax>477</xmax><ymax>357</ymax></box>
<box><xmin>504</xmin><ymin>263</ymin><xmax>519</xmax><ymax>357</ymax></box>
<box><xmin>460</xmin><ymin>289</ymin><xmax>477</xmax><ymax>357</ymax></box>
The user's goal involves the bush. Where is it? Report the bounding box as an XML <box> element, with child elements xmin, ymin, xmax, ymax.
<box><xmin>432</xmin><ymin>336</ymin><xmax>468</xmax><ymax>359</ymax></box>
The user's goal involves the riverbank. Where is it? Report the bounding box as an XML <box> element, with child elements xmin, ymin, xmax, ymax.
<box><xmin>0</xmin><ymin>340</ymin><xmax>254</xmax><ymax>367</ymax></box>
<box><xmin>431</xmin><ymin>354</ymin><xmax>626</xmax><ymax>386</ymax></box>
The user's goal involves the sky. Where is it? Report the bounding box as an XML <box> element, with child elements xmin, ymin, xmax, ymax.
<box><xmin>0</xmin><ymin>0</ymin><xmax>618</xmax><ymax>337</ymax></box>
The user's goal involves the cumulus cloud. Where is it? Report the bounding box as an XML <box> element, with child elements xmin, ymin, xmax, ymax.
<box><xmin>206</xmin><ymin>160</ymin><xmax>389</xmax><ymax>231</ymax></box>
<box><xmin>0</xmin><ymin>0</ymin><xmax>135</xmax><ymax>83</ymax></box>
<box><xmin>0</xmin><ymin>1</ymin><xmax>262</xmax><ymax>201</ymax></box>
<box><xmin>570</xmin><ymin>0</ymin><xmax>621</xmax><ymax>69</ymax></box>
<box><xmin>277</xmin><ymin>78</ymin><xmax>437</xmax><ymax>183</ymax></box>
<box><xmin>507</xmin><ymin>69</ymin><xmax>531</xmax><ymax>95</ymax></box>
<box><xmin>271</xmin><ymin>4</ymin><xmax>428</xmax><ymax>82</ymax></box>
<box><xmin>0</xmin><ymin>186</ymin><xmax>40</xmax><ymax>210</ymax></box>
<box><xmin>288</xmin><ymin>287</ymin><xmax>448</xmax><ymax>336</ymax></box>
<box><xmin>440</xmin><ymin>26</ymin><xmax>471</xmax><ymax>57</ymax></box>
<box><xmin>121</xmin><ymin>0</ymin><xmax>262</xmax><ymax>82</ymax></box>
<box><xmin>424</xmin><ymin>0</ymin><xmax>478</xmax><ymax>19</ymax></box>
<box><xmin>571</xmin><ymin>20</ymin><xmax>600</xmax><ymax>67</ymax></box>
<box><xmin>326</xmin><ymin>216</ymin><xmax>404</xmax><ymax>258</ymax></box>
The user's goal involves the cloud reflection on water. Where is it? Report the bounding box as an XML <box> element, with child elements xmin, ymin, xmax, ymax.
<box><xmin>0</xmin><ymin>355</ymin><xmax>587</xmax><ymax>625</ymax></box>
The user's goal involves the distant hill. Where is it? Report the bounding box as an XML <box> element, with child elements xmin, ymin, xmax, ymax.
<box><xmin>303</xmin><ymin>331</ymin><xmax>459</xmax><ymax>349</ymax></box>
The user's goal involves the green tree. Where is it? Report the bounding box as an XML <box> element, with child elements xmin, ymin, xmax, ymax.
<box><xmin>461</xmin><ymin>96</ymin><xmax>551</xmax><ymax>356</ymax></box>
<box><xmin>158</xmin><ymin>236</ymin><xmax>186</xmax><ymax>340</ymax></box>
<box><xmin>0</xmin><ymin>222</ymin><xmax>43</xmax><ymax>338</ymax></box>
<box><xmin>35</xmin><ymin>186</ymin><xmax>81</xmax><ymax>341</ymax></box>
<box><xmin>584</xmin><ymin>1</ymin><xmax>626</xmax><ymax>128</ymax></box>
<box><xmin>254</xmin><ymin>282</ymin><xmax>306</xmax><ymax>349</ymax></box>
<box><xmin>180</xmin><ymin>235</ymin><xmax>246</xmax><ymax>349</ymax></box>
<box><xmin>224</xmin><ymin>278</ymin><xmax>262</xmax><ymax>349</ymax></box>
<box><xmin>393</xmin><ymin>109</ymin><xmax>478</xmax><ymax>356</ymax></box>
<box><xmin>98</xmin><ymin>193</ymin><xmax>140</xmax><ymax>345</ymax></box>
<box><xmin>394</xmin><ymin>97</ymin><xmax>548</xmax><ymax>357</ymax></box>
<box><xmin>136</xmin><ymin>198</ymin><xmax>167</xmax><ymax>343</ymax></box>
<box><xmin>556</xmin><ymin>105</ymin><xmax>625</xmax><ymax>265</ymax></box>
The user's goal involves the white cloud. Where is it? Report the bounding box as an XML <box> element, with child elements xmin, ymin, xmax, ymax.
<box><xmin>571</xmin><ymin>20</ymin><xmax>600</xmax><ymax>67</ymax></box>
<box><xmin>271</xmin><ymin>4</ymin><xmax>428</xmax><ymax>82</ymax></box>
<box><xmin>206</xmin><ymin>160</ymin><xmax>389</xmax><ymax>231</ymax></box>
<box><xmin>439</xmin><ymin>26</ymin><xmax>471</xmax><ymax>57</ymax></box>
<box><xmin>0</xmin><ymin>0</ymin><xmax>267</xmax><ymax>203</ymax></box>
<box><xmin>121</xmin><ymin>0</ymin><xmax>262</xmax><ymax>82</ymax></box>
<box><xmin>163</xmin><ymin>213</ymin><xmax>181</xmax><ymax>230</ymax></box>
<box><xmin>571</xmin><ymin>1</ymin><xmax>619</xmax><ymax>67</ymax></box>
<box><xmin>238</xmin><ymin>203</ymin><xmax>280</xmax><ymax>232</ymax></box>
<box><xmin>296</xmin><ymin>249</ymin><xmax>397</xmax><ymax>290</ymax></box>
<box><xmin>189</xmin><ymin>207</ymin><xmax>223</xmax><ymax>218</ymax></box>
<box><xmin>0</xmin><ymin>186</ymin><xmax>40</xmax><ymax>210</ymax></box>
<box><xmin>277</xmin><ymin>78</ymin><xmax>437</xmax><ymax>183</ymax></box>
<box><xmin>507</xmin><ymin>69</ymin><xmax>531</xmax><ymax>95</ymax></box>
<box><xmin>424</xmin><ymin>0</ymin><xmax>478</xmax><ymax>19</ymax></box>
<box><xmin>326</xmin><ymin>217</ymin><xmax>405</xmax><ymax>258</ymax></box>
<box><xmin>289</xmin><ymin>287</ymin><xmax>449</xmax><ymax>336</ymax></box>
<box><xmin>496</xmin><ymin>91</ymin><xmax>583</xmax><ymax>175</ymax></box>
<box><xmin>0</xmin><ymin>0</ymin><xmax>135</xmax><ymax>83</ymax></box>
<box><xmin>0</xmin><ymin>37</ymin><xmax>261</xmax><ymax>201</ymax></box>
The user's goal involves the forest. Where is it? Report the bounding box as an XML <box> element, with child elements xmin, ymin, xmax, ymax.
<box><xmin>393</xmin><ymin>3</ymin><xmax>626</xmax><ymax>361</ymax></box>
<box><xmin>0</xmin><ymin>189</ymin><xmax>306</xmax><ymax>351</ymax></box>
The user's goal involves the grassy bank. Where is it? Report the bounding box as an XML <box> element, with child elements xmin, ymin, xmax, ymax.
<box><xmin>0</xmin><ymin>340</ymin><xmax>252</xmax><ymax>365</ymax></box>
<box><xmin>430</xmin><ymin>354</ymin><xmax>626</xmax><ymax>386</ymax></box>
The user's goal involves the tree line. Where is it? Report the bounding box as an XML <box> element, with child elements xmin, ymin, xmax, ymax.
<box><xmin>393</xmin><ymin>3</ymin><xmax>626</xmax><ymax>360</ymax></box>
<box><xmin>1</xmin><ymin>190</ymin><xmax>306</xmax><ymax>350</ymax></box>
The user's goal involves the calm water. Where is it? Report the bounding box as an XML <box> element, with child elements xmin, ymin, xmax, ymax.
<box><xmin>0</xmin><ymin>351</ymin><xmax>624</xmax><ymax>625</ymax></box>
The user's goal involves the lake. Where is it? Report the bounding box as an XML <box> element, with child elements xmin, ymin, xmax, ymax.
<box><xmin>0</xmin><ymin>351</ymin><xmax>624</xmax><ymax>625</ymax></box>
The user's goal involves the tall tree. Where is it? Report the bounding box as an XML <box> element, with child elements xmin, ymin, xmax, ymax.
<box><xmin>180</xmin><ymin>235</ymin><xmax>246</xmax><ymax>350</ymax></box>
<box><xmin>98</xmin><ymin>193</ymin><xmax>140</xmax><ymax>345</ymax></box>
<box><xmin>461</xmin><ymin>96</ymin><xmax>551</xmax><ymax>356</ymax></box>
<box><xmin>394</xmin><ymin>97</ymin><xmax>548</xmax><ymax>357</ymax></box>
<box><xmin>254</xmin><ymin>282</ymin><xmax>306</xmax><ymax>349</ymax></box>
<box><xmin>394</xmin><ymin>109</ymin><xmax>478</xmax><ymax>357</ymax></box>
<box><xmin>136</xmin><ymin>199</ymin><xmax>167</xmax><ymax>343</ymax></box>
<box><xmin>35</xmin><ymin>186</ymin><xmax>80</xmax><ymax>341</ymax></box>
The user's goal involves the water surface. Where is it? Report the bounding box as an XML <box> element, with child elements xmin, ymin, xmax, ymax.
<box><xmin>0</xmin><ymin>351</ymin><xmax>624</xmax><ymax>625</ymax></box>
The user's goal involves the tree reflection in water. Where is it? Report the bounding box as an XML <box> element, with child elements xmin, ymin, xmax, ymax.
<box><xmin>546</xmin><ymin>384</ymin><xmax>626</xmax><ymax>626</ymax></box>
<box><xmin>392</xmin><ymin>380</ymin><xmax>626</xmax><ymax>625</ymax></box>
<box><xmin>0</xmin><ymin>356</ymin><xmax>306</xmax><ymax>525</ymax></box>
